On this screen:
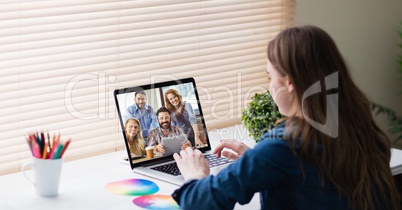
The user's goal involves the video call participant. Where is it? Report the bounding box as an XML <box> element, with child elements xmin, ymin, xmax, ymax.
<box><xmin>164</xmin><ymin>89</ymin><xmax>204</xmax><ymax>147</ymax></box>
<box><xmin>147</xmin><ymin>107</ymin><xmax>191</xmax><ymax>154</ymax></box>
<box><xmin>124</xmin><ymin>118</ymin><xmax>146</xmax><ymax>157</ymax></box>
<box><xmin>123</xmin><ymin>90</ymin><xmax>158</xmax><ymax>140</ymax></box>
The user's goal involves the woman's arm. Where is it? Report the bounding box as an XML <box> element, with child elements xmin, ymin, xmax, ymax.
<box><xmin>185</xmin><ymin>103</ymin><xmax>203</xmax><ymax>146</ymax></box>
<box><xmin>192</xmin><ymin>124</ymin><xmax>203</xmax><ymax>146</ymax></box>
<box><xmin>173</xmin><ymin>139</ymin><xmax>301</xmax><ymax>209</ymax></box>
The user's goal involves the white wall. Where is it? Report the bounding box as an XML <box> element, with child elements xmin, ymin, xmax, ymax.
<box><xmin>295</xmin><ymin>0</ymin><xmax>402</xmax><ymax>140</ymax></box>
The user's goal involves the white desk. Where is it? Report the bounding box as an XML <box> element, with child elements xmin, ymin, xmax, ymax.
<box><xmin>391</xmin><ymin>148</ymin><xmax>402</xmax><ymax>175</ymax></box>
<box><xmin>1</xmin><ymin>125</ymin><xmax>401</xmax><ymax>210</ymax></box>
<box><xmin>0</xmin><ymin>125</ymin><xmax>260</xmax><ymax>210</ymax></box>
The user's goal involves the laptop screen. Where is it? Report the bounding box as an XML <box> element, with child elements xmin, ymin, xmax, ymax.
<box><xmin>113</xmin><ymin>77</ymin><xmax>211</xmax><ymax>167</ymax></box>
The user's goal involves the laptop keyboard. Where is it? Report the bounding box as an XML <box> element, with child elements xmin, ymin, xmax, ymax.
<box><xmin>150</xmin><ymin>154</ymin><xmax>233</xmax><ymax>176</ymax></box>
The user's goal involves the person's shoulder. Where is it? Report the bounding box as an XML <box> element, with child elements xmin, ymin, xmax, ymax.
<box><xmin>260</xmin><ymin>122</ymin><xmax>287</xmax><ymax>142</ymax></box>
<box><xmin>255</xmin><ymin>122</ymin><xmax>304</xmax><ymax>158</ymax></box>
<box><xmin>146</xmin><ymin>104</ymin><xmax>156</xmax><ymax>112</ymax></box>
<box><xmin>184</xmin><ymin>101</ymin><xmax>192</xmax><ymax>108</ymax></box>
<box><xmin>173</xmin><ymin>125</ymin><xmax>183</xmax><ymax>132</ymax></box>
<box><xmin>252</xmin><ymin>122</ymin><xmax>291</xmax><ymax>152</ymax></box>
<box><xmin>127</xmin><ymin>103</ymin><xmax>138</xmax><ymax>110</ymax></box>
<box><xmin>148</xmin><ymin>128</ymin><xmax>159</xmax><ymax>135</ymax></box>
<box><xmin>251</xmin><ymin>140</ymin><xmax>295</xmax><ymax>167</ymax></box>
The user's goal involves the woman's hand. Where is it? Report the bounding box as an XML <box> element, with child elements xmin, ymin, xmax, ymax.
<box><xmin>181</xmin><ymin>140</ymin><xmax>191</xmax><ymax>150</ymax></box>
<box><xmin>155</xmin><ymin>143</ymin><xmax>165</xmax><ymax>153</ymax></box>
<box><xmin>213</xmin><ymin>139</ymin><xmax>250</xmax><ymax>160</ymax></box>
<box><xmin>173</xmin><ymin>147</ymin><xmax>210</xmax><ymax>181</ymax></box>
<box><xmin>195</xmin><ymin>138</ymin><xmax>204</xmax><ymax>147</ymax></box>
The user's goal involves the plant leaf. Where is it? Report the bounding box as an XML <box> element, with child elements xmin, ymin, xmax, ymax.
<box><xmin>242</xmin><ymin>91</ymin><xmax>282</xmax><ymax>142</ymax></box>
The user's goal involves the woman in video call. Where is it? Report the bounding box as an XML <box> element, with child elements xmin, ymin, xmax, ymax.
<box><xmin>124</xmin><ymin>118</ymin><xmax>146</xmax><ymax>157</ymax></box>
<box><xmin>171</xmin><ymin>25</ymin><xmax>400</xmax><ymax>209</ymax></box>
<box><xmin>164</xmin><ymin>89</ymin><xmax>204</xmax><ymax>147</ymax></box>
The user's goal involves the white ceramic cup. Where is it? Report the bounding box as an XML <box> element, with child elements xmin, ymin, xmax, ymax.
<box><xmin>21</xmin><ymin>157</ymin><xmax>63</xmax><ymax>197</ymax></box>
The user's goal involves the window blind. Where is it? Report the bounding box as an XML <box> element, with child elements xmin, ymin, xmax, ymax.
<box><xmin>0</xmin><ymin>0</ymin><xmax>295</xmax><ymax>175</ymax></box>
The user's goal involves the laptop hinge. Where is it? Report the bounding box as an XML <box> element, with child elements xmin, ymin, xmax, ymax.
<box><xmin>141</xmin><ymin>158</ymin><xmax>173</xmax><ymax>167</ymax></box>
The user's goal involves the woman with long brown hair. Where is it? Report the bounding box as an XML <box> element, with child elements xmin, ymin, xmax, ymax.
<box><xmin>124</xmin><ymin>117</ymin><xmax>146</xmax><ymax>157</ymax></box>
<box><xmin>171</xmin><ymin>25</ymin><xmax>400</xmax><ymax>209</ymax></box>
<box><xmin>164</xmin><ymin>89</ymin><xmax>204</xmax><ymax>147</ymax></box>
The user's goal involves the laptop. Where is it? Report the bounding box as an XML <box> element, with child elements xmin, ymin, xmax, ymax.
<box><xmin>113</xmin><ymin>77</ymin><xmax>232</xmax><ymax>186</ymax></box>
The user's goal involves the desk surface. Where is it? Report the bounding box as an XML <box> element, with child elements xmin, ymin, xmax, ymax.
<box><xmin>0</xmin><ymin>125</ymin><xmax>260</xmax><ymax>210</ymax></box>
<box><xmin>1</xmin><ymin>125</ymin><xmax>401</xmax><ymax>210</ymax></box>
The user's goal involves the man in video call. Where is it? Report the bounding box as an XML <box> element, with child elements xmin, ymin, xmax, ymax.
<box><xmin>147</xmin><ymin>107</ymin><xmax>191</xmax><ymax>154</ymax></box>
<box><xmin>123</xmin><ymin>90</ymin><xmax>158</xmax><ymax>140</ymax></box>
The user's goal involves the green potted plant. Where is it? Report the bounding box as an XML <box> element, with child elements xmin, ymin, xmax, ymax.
<box><xmin>241</xmin><ymin>91</ymin><xmax>282</xmax><ymax>142</ymax></box>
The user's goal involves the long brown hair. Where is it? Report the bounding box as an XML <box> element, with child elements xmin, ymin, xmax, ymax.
<box><xmin>164</xmin><ymin>89</ymin><xmax>185</xmax><ymax>116</ymax></box>
<box><xmin>124</xmin><ymin>118</ymin><xmax>145</xmax><ymax>156</ymax></box>
<box><xmin>267</xmin><ymin>25</ymin><xmax>399</xmax><ymax>209</ymax></box>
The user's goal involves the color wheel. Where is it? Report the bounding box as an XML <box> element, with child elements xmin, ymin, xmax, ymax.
<box><xmin>104</xmin><ymin>179</ymin><xmax>159</xmax><ymax>196</ymax></box>
<box><xmin>133</xmin><ymin>195</ymin><xmax>180</xmax><ymax>209</ymax></box>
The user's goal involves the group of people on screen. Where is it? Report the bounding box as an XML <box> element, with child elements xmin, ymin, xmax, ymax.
<box><xmin>123</xmin><ymin>89</ymin><xmax>204</xmax><ymax>158</ymax></box>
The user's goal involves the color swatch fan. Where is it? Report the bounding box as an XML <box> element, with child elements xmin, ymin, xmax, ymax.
<box><xmin>104</xmin><ymin>179</ymin><xmax>159</xmax><ymax>196</ymax></box>
<box><xmin>133</xmin><ymin>195</ymin><xmax>180</xmax><ymax>209</ymax></box>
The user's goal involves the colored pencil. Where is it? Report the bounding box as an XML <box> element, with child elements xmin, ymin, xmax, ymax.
<box><xmin>25</xmin><ymin>137</ymin><xmax>33</xmax><ymax>156</ymax></box>
<box><xmin>42</xmin><ymin>143</ymin><xmax>48</xmax><ymax>159</ymax></box>
<box><xmin>53</xmin><ymin>144</ymin><xmax>64</xmax><ymax>159</ymax></box>
<box><xmin>25</xmin><ymin>131</ymin><xmax>71</xmax><ymax>159</ymax></box>
<box><xmin>49</xmin><ymin>139</ymin><xmax>59</xmax><ymax>159</ymax></box>
<box><xmin>58</xmin><ymin>138</ymin><xmax>71</xmax><ymax>158</ymax></box>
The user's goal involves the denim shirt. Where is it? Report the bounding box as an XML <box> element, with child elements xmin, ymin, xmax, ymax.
<box><xmin>123</xmin><ymin>103</ymin><xmax>158</xmax><ymax>137</ymax></box>
<box><xmin>172</xmin><ymin>123</ymin><xmax>350</xmax><ymax>210</ymax></box>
